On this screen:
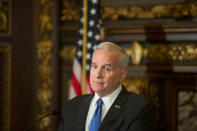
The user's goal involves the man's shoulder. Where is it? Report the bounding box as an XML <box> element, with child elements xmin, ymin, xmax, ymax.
<box><xmin>71</xmin><ymin>94</ymin><xmax>92</xmax><ymax>101</ymax></box>
<box><xmin>126</xmin><ymin>91</ymin><xmax>153</xmax><ymax>107</ymax></box>
<box><xmin>64</xmin><ymin>94</ymin><xmax>92</xmax><ymax>106</ymax></box>
<box><xmin>127</xmin><ymin>92</ymin><xmax>148</xmax><ymax>101</ymax></box>
<box><xmin>125</xmin><ymin>92</ymin><xmax>156</xmax><ymax>116</ymax></box>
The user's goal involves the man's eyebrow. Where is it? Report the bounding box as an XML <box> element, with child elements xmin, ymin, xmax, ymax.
<box><xmin>105</xmin><ymin>64</ymin><xmax>112</xmax><ymax>67</ymax></box>
<box><xmin>91</xmin><ymin>63</ymin><xmax>112</xmax><ymax>67</ymax></box>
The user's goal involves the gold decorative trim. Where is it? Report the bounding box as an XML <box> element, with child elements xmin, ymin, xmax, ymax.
<box><xmin>125</xmin><ymin>41</ymin><xmax>145</xmax><ymax>65</ymax></box>
<box><xmin>0</xmin><ymin>44</ymin><xmax>11</xmax><ymax>131</ymax></box>
<box><xmin>60</xmin><ymin>45</ymin><xmax>75</xmax><ymax>60</ymax></box>
<box><xmin>148</xmin><ymin>44</ymin><xmax>197</xmax><ymax>63</ymax></box>
<box><xmin>125</xmin><ymin>42</ymin><xmax>197</xmax><ymax>65</ymax></box>
<box><xmin>36</xmin><ymin>0</ymin><xmax>53</xmax><ymax>129</ymax></box>
<box><xmin>60</xmin><ymin>1</ymin><xmax>197</xmax><ymax>21</ymax></box>
<box><xmin>61</xmin><ymin>0</ymin><xmax>80</xmax><ymax>21</ymax></box>
<box><xmin>101</xmin><ymin>4</ymin><xmax>197</xmax><ymax>20</ymax></box>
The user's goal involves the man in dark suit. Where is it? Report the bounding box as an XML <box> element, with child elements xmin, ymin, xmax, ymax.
<box><xmin>58</xmin><ymin>42</ymin><xmax>155</xmax><ymax>131</ymax></box>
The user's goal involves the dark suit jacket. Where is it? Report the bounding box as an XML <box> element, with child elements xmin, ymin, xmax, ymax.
<box><xmin>58</xmin><ymin>87</ymin><xmax>155</xmax><ymax>131</ymax></box>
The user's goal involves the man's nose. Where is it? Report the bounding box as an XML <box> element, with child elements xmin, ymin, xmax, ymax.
<box><xmin>96</xmin><ymin>68</ymin><xmax>103</xmax><ymax>78</ymax></box>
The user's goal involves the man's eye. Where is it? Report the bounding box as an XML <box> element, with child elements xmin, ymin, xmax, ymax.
<box><xmin>105</xmin><ymin>67</ymin><xmax>111</xmax><ymax>72</ymax></box>
<box><xmin>91</xmin><ymin>65</ymin><xmax>97</xmax><ymax>69</ymax></box>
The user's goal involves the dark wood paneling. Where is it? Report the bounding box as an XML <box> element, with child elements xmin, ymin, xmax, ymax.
<box><xmin>11</xmin><ymin>0</ymin><xmax>34</xmax><ymax>130</ymax></box>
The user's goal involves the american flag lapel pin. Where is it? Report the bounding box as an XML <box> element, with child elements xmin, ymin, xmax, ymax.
<box><xmin>115</xmin><ymin>105</ymin><xmax>120</xmax><ymax>109</ymax></box>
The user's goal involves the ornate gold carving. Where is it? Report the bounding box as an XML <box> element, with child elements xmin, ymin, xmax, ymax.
<box><xmin>101</xmin><ymin>4</ymin><xmax>197</xmax><ymax>20</ymax></box>
<box><xmin>60</xmin><ymin>45</ymin><xmax>76</xmax><ymax>60</ymax></box>
<box><xmin>148</xmin><ymin>44</ymin><xmax>197</xmax><ymax>63</ymax></box>
<box><xmin>60</xmin><ymin>1</ymin><xmax>197</xmax><ymax>21</ymax></box>
<box><xmin>61</xmin><ymin>0</ymin><xmax>80</xmax><ymax>21</ymax></box>
<box><xmin>36</xmin><ymin>0</ymin><xmax>53</xmax><ymax>130</ymax></box>
<box><xmin>125</xmin><ymin>42</ymin><xmax>197</xmax><ymax>65</ymax></box>
<box><xmin>0</xmin><ymin>2</ymin><xmax>8</xmax><ymax>32</ymax></box>
<box><xmin>0</xmin><ymin>45</ymin><xmax>11</xmax><ymax>131</ymax></box>
<box><xmin>125</xmin><ymin>41</ymin><xmax>147</xmax><ymax>65</ymax></box>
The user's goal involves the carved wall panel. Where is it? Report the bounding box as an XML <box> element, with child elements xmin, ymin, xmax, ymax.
<box><xmin>36</xmin><ymin>0</ymin><xmax>54</xmax><ymax>130</ymax></box>
<box><xmin>0</xmin><ymin>44</ymin><xmax>11</xmax><ymax>131</ymax></box>
<box><xmin>125</xmin><ymin>42</ymin><xmax>197</xmax><ymax>65</ymax></box>
<box><xmin>61</xmin><ymin>0</ymin><xmax>197</xmax><ymax>21</ymax></box>
<box><xmin>101</xmin><ymin>4</ymin><xmax>197</xmax><ymax>20</ymax></box>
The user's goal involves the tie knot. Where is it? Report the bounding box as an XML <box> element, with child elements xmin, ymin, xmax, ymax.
<box><xmin>96</xmin><ymin>98</ymin><xmax>103</xmax><ymax>106</ymax></box>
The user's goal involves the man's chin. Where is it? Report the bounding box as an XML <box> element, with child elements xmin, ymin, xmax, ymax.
<box><xmin>92</xmin><ymin>87</ymin><xmax>104</xmax><ymax>93</ymax></box>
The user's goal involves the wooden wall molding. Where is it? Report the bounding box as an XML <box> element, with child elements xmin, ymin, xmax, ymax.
<box><xmin>125</xmin><ymin>42</ymin><xmax>197</xmax><ymax>65</ymax></box>
<box><xmin>36</xmin><ymin>0</ymin><xmax>54</xmax><ymax>129</ymax></box>
<box><xmin>60</xmin><ymin>0</ymin><xmax>197</xmax><ymax>21</ymax></box>
<box><xmin>0</xmin><ymin>44</ymin><xmax>11</xmax><ymax>131</ymax></box>
<box><xmin>101</xmin><ymin>4</ymin><xmax>197</xmax><ymax>20</ymax></box>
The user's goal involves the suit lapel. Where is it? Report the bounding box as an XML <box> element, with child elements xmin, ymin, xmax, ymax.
<box><xmin>77</xmin><ymin>94</ymin><xmax>94</xmax><ymax>130</ymax></box>
<box><xmin>99</xmin><ymin>87</ymin><xmax>129</xmax><ymax>130</ymax></box>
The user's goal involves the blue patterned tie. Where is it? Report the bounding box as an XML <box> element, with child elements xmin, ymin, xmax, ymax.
<box><xmin>89</xmin><ymin>98</ymin><xmax>103</xmax><ymax>131</ymax></box>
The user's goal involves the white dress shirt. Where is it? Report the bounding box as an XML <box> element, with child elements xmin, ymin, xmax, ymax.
<box><xmin>85</xmin><ymin>85</ymin><xmax>122</xmax><ymax>131</ymax></box>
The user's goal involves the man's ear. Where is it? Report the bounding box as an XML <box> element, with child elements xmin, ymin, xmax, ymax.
<box><xmin>120</xmin><ymin>67</ymin><xmax>128</xmax><ymax>83</ymax></box>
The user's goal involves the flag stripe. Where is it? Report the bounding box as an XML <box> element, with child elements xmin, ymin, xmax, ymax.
<box><xmin>72</xmin><ymin>58</ymin><xmax>82</xmax><ymax>82</ymax></box>
<box><xmin>71</xmin><ymin>72</ymin><xmax>82</xmax><ymax>96</ymax></box>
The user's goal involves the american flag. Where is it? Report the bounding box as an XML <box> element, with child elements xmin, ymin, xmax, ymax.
<box><xmin>69</xmin><ymin>0</ymin><xmax>103</xmax><ymax>99</ymax></box>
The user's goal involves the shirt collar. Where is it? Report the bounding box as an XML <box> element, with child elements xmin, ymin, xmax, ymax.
<box><xmin>93</xmin><ymin>85</ymin><xmax>122</xmax><ymax>107</ymax></box>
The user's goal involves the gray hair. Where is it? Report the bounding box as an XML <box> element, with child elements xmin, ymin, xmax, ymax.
<box><xmin>94</xmin><ymin>42</ymin><xmax>129</xmax><ymax>69</ymax></box>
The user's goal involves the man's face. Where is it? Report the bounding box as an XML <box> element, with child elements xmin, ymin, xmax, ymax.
<box><xmin>90</xmin><ymin>49</ymin><xmax>127</xmax><ymax>97</ymax></box>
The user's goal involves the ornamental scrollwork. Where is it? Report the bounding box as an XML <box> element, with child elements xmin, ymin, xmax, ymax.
<box><xmin>125</xmin><ymin>42</ymin><xmax>197</xmax><ymax>65</ymax></box>
<box><xmin>36</xmin><ymin>0</ymin><xmax>53</xmax><ymax>130</ymax></box>
<box><xmin>101</xmin><ymin>4</ymin><xmax>197</xmax><ymax>20</ymax></box>
<box><xmin>60</xmin><ymin>45</ymin><xmax>76</xmax><ymax>61</ymax></box>
<box><xmin>60</xmin><ymin>1</ymin><xmax>197</xmax><ymax>21</ymax></box>
<box><xmin>61</xmin><ymin>0</ymin><xmax>80</xmax><ymax>21</ymax></box>
<box><xmin>148</xmin><ymin>44</ymin><xmax>197</xmax><ymax>63</ymax></box>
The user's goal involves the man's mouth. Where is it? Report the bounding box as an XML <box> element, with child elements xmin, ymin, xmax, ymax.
<box><xmin>94</xmin><ymin>81</ymin><xmax>104</xmax><ymax>84</ymax></box>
